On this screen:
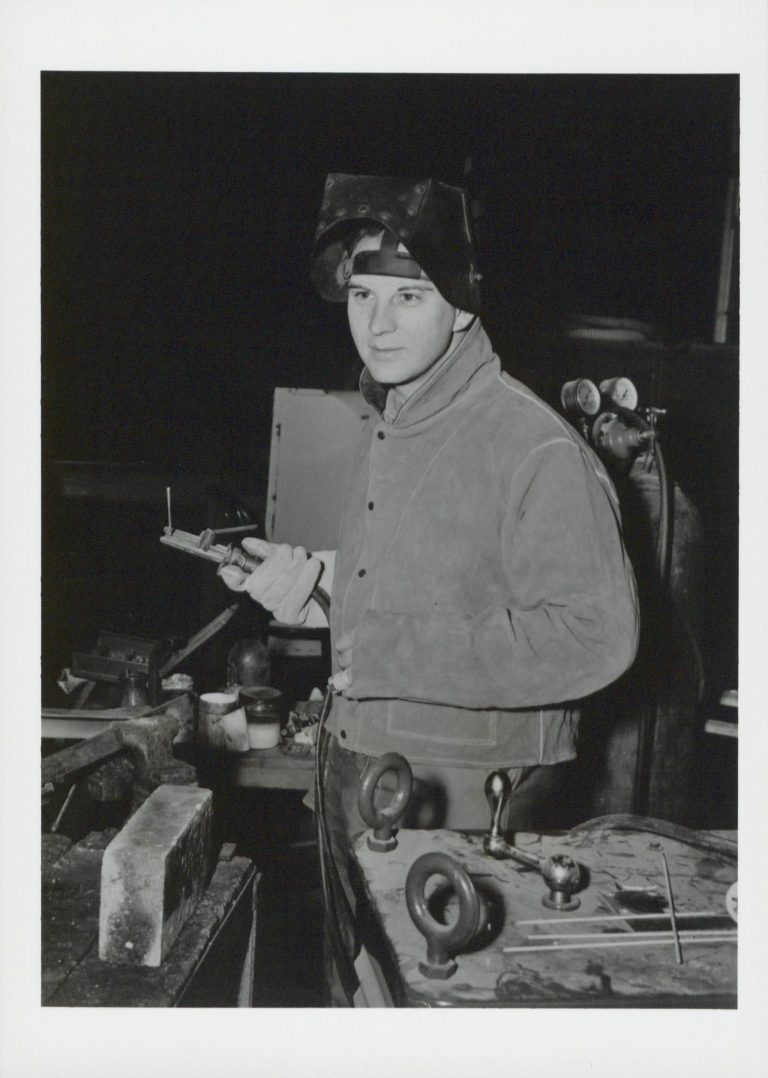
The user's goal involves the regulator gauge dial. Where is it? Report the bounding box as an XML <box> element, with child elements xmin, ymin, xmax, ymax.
<box><xmin>600</xmin><ymin>376</ymin><xmax>639</xmax><ymax>411</ymax></box>
<box><xmin>560</xmin><ymin>378</ymin><xmax>601</xmax><ymax>417</ymax></box>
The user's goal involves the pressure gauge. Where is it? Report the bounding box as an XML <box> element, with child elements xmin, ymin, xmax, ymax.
<box><xmin>561</xmin><ymin>378</ymin><xmax>601</xmax><ymax>417</ymax></box>
<box><xmin>600</xmin><ymin>376</ymin><xmax>639</xmax><ymax>411</ymax></box>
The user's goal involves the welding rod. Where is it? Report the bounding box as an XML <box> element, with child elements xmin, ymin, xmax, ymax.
<box><xmin>660</xmin><ymin>851</ymin><xmax>683</xmax><ymax>965</ymax></box>
<box><xmin>524</xmin><ymin>929</ymin><xmax>736</xmax><ymax>943</ymax></box>
<box><xmin>51</xmin><ymin>783</ymin><xmax>77</xmax><ymax>834</ymax></box>
<box><xmin>513</xmin><ymin>911</ymin><xmax>725</xmax><ymax>927</ymax></box>
<box><xmin>503</xmin><ymin>935</ymin><xmax>736</xmax><ymax>956</ymax></box>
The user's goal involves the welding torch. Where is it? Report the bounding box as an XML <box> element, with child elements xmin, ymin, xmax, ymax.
<box><xmin>160</xmin><ymin>526</ymin><xmax>331</xmax><ymax>621</ymax></box>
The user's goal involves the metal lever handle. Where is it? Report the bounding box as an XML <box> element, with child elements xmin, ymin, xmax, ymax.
<box><xmin>483</xmin><ymin>770</ymin><xmax>581</xmax><ymax>910</ymax></box>
<box><xmin>484</xmin><ymin>769</ymin><xmax>511</xmax><ymax>851</ymax></box>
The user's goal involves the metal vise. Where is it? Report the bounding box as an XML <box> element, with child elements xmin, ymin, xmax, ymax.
<box><xmin>42</xmin><ymin>706</ymin><xmax>197</xmax><ymax>813</ymax></box>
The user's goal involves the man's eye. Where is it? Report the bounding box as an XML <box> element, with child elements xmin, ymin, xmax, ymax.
<box><xmin>396</xmin><ymin>292</ymin><xmax>422</xmax><ymax>305</ymax></box>
<box><xmin>349</xmin><ymin>289</ymin><xmax>371</xmax><ymax>302</ymax></box>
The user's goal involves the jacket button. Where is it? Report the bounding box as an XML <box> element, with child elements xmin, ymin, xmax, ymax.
<box><xmin>340</xmin><ymin>730</ymin><xmax>347</xmax><ymax>740</ymax></box>
<box><xmin>367</xmin><ymin>501</ymin><xmax>374</xmax><ymax>510</ymax></box>
<box><xmin>358</xmin><ymin>569</ymin><xmax>367</xmax><ymax>578</ymax></box>
<box><xmin>377</xmin><ymin>431</ymin><xmax>385</xmax><ymax>440</ymax></box>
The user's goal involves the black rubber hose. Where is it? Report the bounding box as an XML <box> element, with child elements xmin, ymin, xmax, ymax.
<box><xmin>566</xmin><ymin>813</ymin><xmax>737</xmax><ymax>862</ymax></box>
<box><xmin>314</xmin><ymin>685</ymin><xmax>358</xmax><ymax>1004</ymax></box>
<box><xmin>610</xmin><ymin>404</ymin><xmax>672</xmax><ymax>586</ymax></box>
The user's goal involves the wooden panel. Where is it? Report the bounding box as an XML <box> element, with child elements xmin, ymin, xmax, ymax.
<box><xmin>266</xmin><ymin>388</ymin><xmax>369</xmax><ymax>550</ymax></box>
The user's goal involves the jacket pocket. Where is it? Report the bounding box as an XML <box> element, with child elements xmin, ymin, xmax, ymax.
<box><xmin>386</xmin><ymin>699</ymin><xmax>498</xmax><ymax>747</ymax></box>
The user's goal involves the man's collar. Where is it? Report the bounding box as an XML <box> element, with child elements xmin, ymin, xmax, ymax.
<box><xmin>360</xmin><ymin>318</ymin><xmax>495</xmax><ymax>427</ymax></box>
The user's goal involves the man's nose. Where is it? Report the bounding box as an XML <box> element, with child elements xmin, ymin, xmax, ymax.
<box><xmin>369</xmin><ymin>299</ymin><xmax>396</xmax><ymax>335</ymax></box>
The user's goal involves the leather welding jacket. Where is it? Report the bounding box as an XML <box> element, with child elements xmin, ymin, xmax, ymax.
<box><xmin>326</xmin><ymin>317</ymin><xmax>639</xmax><ymax>769</ymax></box>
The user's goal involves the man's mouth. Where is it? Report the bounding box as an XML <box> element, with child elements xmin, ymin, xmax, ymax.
<box><xmin>370</xmin><ymin>345</ymin><xmax>403</xmax><ymax>354</ymax></box>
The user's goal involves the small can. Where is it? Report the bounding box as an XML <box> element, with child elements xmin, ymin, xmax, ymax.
<box><xmin>239</xmin><ymin>686</ymin><xmax>283</xmax><ymax>750</ymax></box>
<box><xmin>160</xmin><ymin>677</ymin><xmax>197</xmax><ymax>744</ymax></box>
<box><xmin>198</xmin><ymin>691</ymin><xmax>239</xmax><ymax>747</ymax></box>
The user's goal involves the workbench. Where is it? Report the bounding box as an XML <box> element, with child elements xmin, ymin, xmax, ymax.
<box><xmin>352</xmin><ymin>820</ymin><xmax>737</xmax><ymax>1007</ymax></box>
<box><xmin>43</xmin><ymin>706</ymin><xmax>316</xmax><ymax>792</ymax></box>
<box><xmin>42</xmin><ymin>831</ymin><xmax>259</xmax><ymax>1007</ymax></box>
<box><xmin>217</xmin><ymin>746</ymin><xmax>315</xmax><ymax>791</ymax></box>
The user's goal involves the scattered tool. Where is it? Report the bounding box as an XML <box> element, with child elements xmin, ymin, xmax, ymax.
<box><xmin>160</xmin><ymin>527</ymin><xmax>331</xmax><ymax>620</ymax></box>
<box><xmin>158</xmin><ymin>603</ymin><xmax>240</xmax><ymax>677</ymax></box>
<box><xmin>51</xmin><ymin>783</ymin><xmax>78</xmax><ymax>834</ymax></box>
<box><xmin>521</xmin><ymin>929</ymin><xmax>736</xmax><ymax>944</ymax></box>
<box><xmin>513</xmin><ymin>910</ymin><xmax>726</xmax><ymax>927</ymax></box>
<box><xmin>660</xmin><ymin>849</ymin><xmax>684</xmax><ymax>964</ymax></box>
<box><xmin>483</xmin><ymin>770</ymin><xmax>582</xmax><ymax>911</ymax></box>
<box><xmin>70</xmin><ymin>631</ymin><xmax>169</xmax><ymax>705</ymax></box>
<box><xmin>502</xmin><ymin>935</ymin><xmax>735</xmax><ymax>956</ymax></box>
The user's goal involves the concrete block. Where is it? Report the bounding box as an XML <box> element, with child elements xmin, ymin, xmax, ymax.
<box><xmin>98</xmin><ymin>784</ymin><xmax>213</xmax><ymax>967</ymax></box>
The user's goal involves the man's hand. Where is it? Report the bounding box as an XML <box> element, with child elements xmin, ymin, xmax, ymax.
<box><xmin>218</xmin><ymin>538</ymin><xmax>322</xmax><ymax>625</ymax></box>
<box><xmin>330</xmin><ymin>630</ymin><xmax>353</xmax><ymax>693</ymax></box>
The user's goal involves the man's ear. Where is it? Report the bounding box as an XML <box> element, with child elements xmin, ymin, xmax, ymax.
<box><xmin>453</xmin><ymin>308</ymin><xmax>474</xmax><ymax>332</ymax></box>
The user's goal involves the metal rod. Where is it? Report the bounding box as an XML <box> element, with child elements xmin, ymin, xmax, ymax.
<box><xmin>209</xmin><ymin>524</ymin><xmax>259</xmax><ymax>538</ymax></box>
<box><xmin>513</xmin><ymin>911</ymin><xmax>725</xmax><ymax>927</ymax></box>
<box><xmin>660</xmin><ymin>851</ymin><xmax>683</xmax><ymax>965</ymax></box>
<box><xmin>159</xmin><ymin>603</ymin><xmax>240</xmax><ymax>677</ymax></box>
<box><xmin>51</xmin><ymin>783</ymin><xmax>77</xmax><ymax>833</ymax></box>
<box><xmin>166</xmin><ymin>487</ymin><xmax>172</xmax><ymax>534</ymax></box>
<box><xmin>503</xmin><ymin>936</ymin><xmax>736</xmax><ymax>955</ymax></box>
<box><xmin>525</xmin><ymin>930</ymin><xmax>736</xmax><ymax>943</ymax></box>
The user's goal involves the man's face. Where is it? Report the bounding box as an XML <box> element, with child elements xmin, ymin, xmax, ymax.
<box><xmin>346</xmin><ymin>235</ymin><xmax>470</xmax><ymax>393</ymax></box>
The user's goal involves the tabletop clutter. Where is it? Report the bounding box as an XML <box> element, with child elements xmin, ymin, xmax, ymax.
<box><xmin>191</xmin><ymin>637</ymin><xmax>323</xmax><ymax>756</ymax></box>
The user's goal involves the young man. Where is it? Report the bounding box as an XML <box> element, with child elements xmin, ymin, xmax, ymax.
<box><xmin>221</xmin><ymin>172</ymin><xmax>639</xmax><ymax>834</ymax></box>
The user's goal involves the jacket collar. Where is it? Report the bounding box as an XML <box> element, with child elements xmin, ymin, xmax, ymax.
<box><xmin>359</xmin><ymin>317</ymin><xmax>497</xmax><ymax>427</ymax></box>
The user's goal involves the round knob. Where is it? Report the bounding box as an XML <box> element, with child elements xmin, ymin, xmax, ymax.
<box><xmin>725</xmin><ymin>881</ymin><xmax>738</xmax><ymax>924</ymax></box>
<box><xmin>405</xmin><ymin>852</ymin><xmax>485</xmax><ymax>979</ymax></box>
<box><xmin>357</xmin><ymin>752</ymin><xmax>413</xmax><ymax>852</ymax></box>
<box><xmin>541</xmin><ymin>853</ymin><xmax>581</xmax><ymax>911</ymax></box>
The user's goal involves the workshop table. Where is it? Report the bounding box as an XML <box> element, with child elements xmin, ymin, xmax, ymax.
<box><xmin>217</xmin><ymin>746</ymin><xmax>315</xmax><ymax>791</ymax></box>
<box><xmin>352</xmin><ymin>821</ymin><xmax>737</xmax><ymax>1008</ymax></box>
<box><xmin>42</xmin><ymin>830</ymin><xmax>259</xmax><ymax>1007</ymax></box>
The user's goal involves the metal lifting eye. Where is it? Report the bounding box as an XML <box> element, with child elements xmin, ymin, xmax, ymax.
<box><xmin>405</xmin><ymin>852</ymin><xmax>486</xmax><ymax>979</ymax></box>
<box><xmin>357</xmin><ymin>752</ymin><xmax>413</xmax><ymax>852</ymax></box>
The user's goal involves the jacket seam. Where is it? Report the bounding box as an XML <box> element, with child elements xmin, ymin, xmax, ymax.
<box><xmin>495</xmin><ymin>373</ymin><xmax>619</xmax><ymax>504</ymax></box>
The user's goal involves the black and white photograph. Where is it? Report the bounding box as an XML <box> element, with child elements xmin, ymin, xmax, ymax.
<box><xmin>2</xmin><ymin>1</ymin><xmax>767</xmax><ymax>1075</ymax></box>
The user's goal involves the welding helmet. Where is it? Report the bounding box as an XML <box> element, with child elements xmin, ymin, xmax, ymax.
<box><xmin>310</xmin><ymin>173</ymin><xmax>482</xmax><ymax>314</ymax></box>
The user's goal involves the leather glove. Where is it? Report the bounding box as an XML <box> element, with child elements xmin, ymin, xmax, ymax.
<box><xmin>218</xmin><ymin>538</ymin><xmax>333</xmax><ymax>626</ymax></box>
<box><xmin>329</xmin><ymin>631</ymin><xmax>353</xmax><ymax>694</ymax></box>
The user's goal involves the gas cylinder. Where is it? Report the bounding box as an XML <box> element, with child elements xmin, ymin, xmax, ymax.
<box><xmin>580</xmin><ymin>459</ymin><xmax>704</xmax><ymax>824</ymax></box>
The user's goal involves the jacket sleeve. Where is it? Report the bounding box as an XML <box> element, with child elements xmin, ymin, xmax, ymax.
<box><xmin>347</xmin><ymin>439</ymin><xmax>639</xmax><ymax>709</ymax></box>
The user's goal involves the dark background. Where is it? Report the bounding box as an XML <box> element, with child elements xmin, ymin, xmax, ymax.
<box><xmin>42</xmin><ymin>73</ymin><xmax>737</xmax><ymax>466</ymax></box>
<box><xmin>41</xmin><ymin>73</ymin><xmax>738</xmax><ymax>786</ymax></box>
